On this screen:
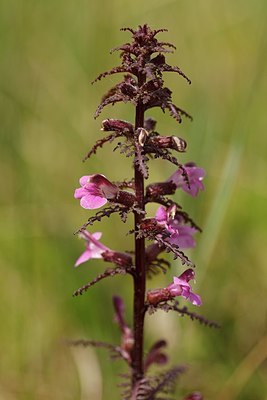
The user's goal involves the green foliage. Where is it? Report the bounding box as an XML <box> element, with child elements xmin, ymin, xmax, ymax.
<box><xmin>1</xmin><ymin>0</ymin><xmax>267</xmax><ymax>398</ymax></box>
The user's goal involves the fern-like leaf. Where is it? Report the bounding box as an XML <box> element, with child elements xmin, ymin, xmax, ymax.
<box><xmin>135</xmin><ymin>141</ymin><xmax>149</xmax><ymax>179</ymax></box>
<box><xmin>67</xmin><ymin>339</ymin><xmax>129</xmax><ymax>363</ymax></box>
<box><xmin>73</xmin><ymin>266</ymin><xmax>133</xmax><ymax>297</ymax></box>
<box><xmin>155</xmin><ymin>237</ymin><xmax>194</xmax><ymax>267</ymax></box>
<box><xmin>122</xmin><ymin>366</ymin><xmax>186</xmax><ymax>400</ymax></box>
<box><xmin>83</xmin><ymin>132</ymin><xmax>122</xmax><ymax>162</ymax></box>
<box><xmin>148</xmin><ymin>300</ymin><xmax>220</xmax><ymax>329</ymax></box>
<box><xmin>74</xmin><ymin>205</ymin><xmax>129</xmax><ymax>234</ymax></box>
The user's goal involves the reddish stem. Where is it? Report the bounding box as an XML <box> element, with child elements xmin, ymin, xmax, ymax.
<box><xmin>132</xmin><ymin>72</ymin><xmax>146</xmax><ymax>386</ymax></box>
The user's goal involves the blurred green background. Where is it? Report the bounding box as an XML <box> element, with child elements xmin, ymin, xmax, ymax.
<box><xmin>1</xmin><ymin>0</ymin><xmax>267</xmax><ymax>399</ymax></box>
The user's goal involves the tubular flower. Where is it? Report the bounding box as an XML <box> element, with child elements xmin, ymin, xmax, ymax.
<box><xmin>155</xmin><ymin>204</ymin><xmax>178</xmax><ymax>235</ymax></box>
<box><xmin>168</xmin><ymin>269</ymin><xmax>202</xmax><ymax>306</ymax></box>
<box><xmin>147</xmin><ymin>268</ymin><xmax>202</xmax><ymax>306</ymax></box>
<box><xmin>74</xmin><ymin>174</ymin><xmax>118</xmax><ymax>209</ymax></box>
<box><xmin>155</xmin><ymin>205</ymin><xmax>197</xmax><ymax>248</ymax></box>
<box><xmin>167</xmin><ymin>162</ymin><xmax>205</xmax><ymax>197</ymax></box>
<box><xmin>75</xmin><ymin>231</ymin><xmax>110</xmax><ymax>267</ymax></box>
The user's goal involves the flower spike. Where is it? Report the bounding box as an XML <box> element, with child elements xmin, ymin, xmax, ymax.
<box><xmin>72</xmin><ymin>24</ymin><xmax>214</xmax><ymax>398</ymax></box>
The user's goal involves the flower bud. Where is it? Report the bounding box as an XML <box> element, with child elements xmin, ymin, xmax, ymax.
<box><xmin>115</xmin><ymin>190</ymin><xmax>136</xmax><ymax>207</ymax></box>
<box><xmin>102</xmin><ymin>250</ymin><xmax>132</xmax><ymax>267</ymax></box>
<box><xmin>137</xmin><ymin>127</ymin><xmax>148</xmax><ymax>147</ymax></box>
<box><xmin>172</xmin><ymin>136</ymin><xmax>187</xmax><ymax>152</ymax></box>
<box><xmin>101</xmin><ymin>119</ymin><xmax>134</xmax><ymax>134</ymax></box>
<box><xmin>146</xmin><ymin>135</ymin><xmax>187</xmax><ymax>152</ymax></box>
<box><xmin>146</xmin><ymin>181</ymin><xmax>176</xmax><ymax>197</ymax></box>
<box><xmin>146</xmin><ymin>287</ymin><xmax>172</xmax><ymax>306</ymax></box>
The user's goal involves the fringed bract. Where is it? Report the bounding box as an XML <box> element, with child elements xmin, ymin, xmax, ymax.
<box><xmin>147</xmin><ymin>300</ymin><xmax>220</xmax><ymax>329</ymax></box>
<box><xmin>73</xmin><ymin>266</ymin><xmax>133</xmax><ymax>297</ymax></box>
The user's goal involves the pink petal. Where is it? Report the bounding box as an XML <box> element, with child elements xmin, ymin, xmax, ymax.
<box><xmin>168</xmin><ymin>283</ymin><xmax>182</xmax><ymax>296</ymax></box>
<box><xmin>173</xmin><ymin>277</ymin><xmax>190</xmax><ymax>288</ymax></box>
<box><xmin>79</xmin><ymin>175</ymin><xmax>92</xmax><ymax>186</ymax></box>
<box><xmin>80</xmin><ymin>195</ymin><xmax>107</xmax><ymax>209</ymax></box>
<box><xmin>155</xmin><ymin>206</ymin><xmax>167</xmax><ymax>224</ymax></box>
<box><xmin>182</xmin><ymin>182</ymin><xmax>200</xmax><ymax>197</ymax></box>
<box><xmin>168</xmin><ymin>233</ymin><xmax>196</xmax><ymax>249</ymax></box>
<box><xmin>188</xmin><ymin>292</ymin><xmax>202</xmax><ymax>306</ymax></box>
<box><xmin>91</xmin><ymin>232</ymin><xmax>102</xmax><ymax>241</ymax></box>
<box><xmin>89</xmin><ymin>245</ymin><xmax>105</xmax><ymax>259</ymax></box>
<box><xmin>167</xmin><ymin>170</ymin><xmax>183</xmax><ymax>187</ymax></box>
<box><xmin>179</xmin><ymin>226</ymin><xmax>198</xmax><ymax>236</ymax></box>
<box><xmin>191</xmin><ymin>167</ymin><xmax>205</xmax><ymax>180</ymax></box>
<box><xmin>182</xmin><ymin>167</ymin><xmax>205</xmax><ymax>196</ymax></box>
<box><xmin>181</xmin><ymin>286</ymin><xmax>191</xmax><ymax>299</ymax></box>
<box><xmin>74</xmin><ymin>250</ymin><xmax>92</xmax><ymax>267</ymax></box>
<box><xmin>83</xmin><ymin>183</ymin><xmax>102</xmax><ymax>196</ymax></box>
<box><xmin>74</xmin><ymin>187</ymin><xmax>88</xmax><ymax>199</ymax></box>
<box><xmin>79</xmin><ymin>230</ymin><xmax>94</xmax><ymax>242</ymax></box>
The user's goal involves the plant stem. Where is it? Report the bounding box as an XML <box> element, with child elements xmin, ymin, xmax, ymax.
<box><xmin>132</xmin><ymin>73</ymin><xmax>146</xmax><ymax>386</ymax></box>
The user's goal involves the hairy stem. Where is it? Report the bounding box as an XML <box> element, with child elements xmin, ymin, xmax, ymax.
<box><xmin>132</xmin><ymin>72</ymin><xmax>146</xmax><ymax>386</ymax></box>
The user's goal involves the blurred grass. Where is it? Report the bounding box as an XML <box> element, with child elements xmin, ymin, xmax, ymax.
<box><xmin>1</xmin><ymin>0</ymin><xmax>267</xmax><ymax>399</ymax></box>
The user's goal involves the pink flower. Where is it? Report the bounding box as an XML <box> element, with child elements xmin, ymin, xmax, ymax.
<box><xmin>147</xmin><ymin>268</ymin><xmax>202</xmax><ymax>307</ymax></box>
<box><xmin>167</xmin><ymin>163</ymin><xmax>205</xmax><ymax>197</ymax></box>
<box><xmin>74</xmin><ymin>174</ymin><xmax>118</xmax><ymax>209</ymax></box>
<box><xmin>155</xmin><ymin>204</ymin><xmax>178</xmax><ymax>235</ymax></box>
<box><xmin>168</xmin><ymin>269</ymin><xmax>202</xmax><ymax>306</ymax></box>
<box><xmin>155</xmin><ymin>205</ymin><xmax>197</xmax><ymax>248</ymax></box>
<box><xmin>75</xmin><ymin>230</ymin><xmax>110</xmax><ymax>267</ymax></box>
<box><xmin>168</xmin><ymin>226</ymin><xmax>197</xmax><ymax>248</ymax></box>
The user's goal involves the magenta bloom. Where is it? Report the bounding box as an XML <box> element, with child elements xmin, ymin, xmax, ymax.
<box><xmin>168</xmin><ymin>269</ymin><xmax>202</xmax><ymax>306</ymax></box>
<box><xmin>146</xmin><ymin>268</ymin><xmax>202</xmax><ymax>306</ymax></box>
<box><xmin>74</xmin><ymin>174</ymin><xmax>118</xmax><ymax>209</ymax></box>
<box><xmin>167</xmin><ymin>163</ymin><xmax>205</xmax><ymax>197</ymax></box>
<box><xmin>155</xmin><ymin>204</ymin><xmax>178</xmax><ymax>235</ymax></box>
<box><xmin>75</xmin><ymin>230</ymin><xmax>110</xmax><ymax>267</ymax></box>
<box><xmin>155</xmin><ymin>205</ymin><xmax>197</xmax><ymax>248</ymax></box>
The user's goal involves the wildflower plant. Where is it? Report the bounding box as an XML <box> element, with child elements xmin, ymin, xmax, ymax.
<box><xmin>71</xmin><ymin>25</ymin><xmax>217</xmax><ymax>399</ymax></box>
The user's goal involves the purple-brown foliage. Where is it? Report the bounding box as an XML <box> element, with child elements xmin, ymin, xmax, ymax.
<box><xmin>71</xmin><ymin>24</ymin><xmax>215</xmax><ymax>399</ymax></box>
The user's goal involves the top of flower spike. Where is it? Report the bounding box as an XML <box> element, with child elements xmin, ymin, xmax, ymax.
<box><xmin>93</xmin><ymin>24</ymin><xmax>192</xmax><ymax>124</ymax></box>
<box><xmin>93</xmin><ymin>24</ymin><xmax>191</xmax><ymax>86</ymax></box>
<box><xmin>113</xmin><ymin>25</ymin><xmax>176</xmax><ymax>55</ymax></box>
